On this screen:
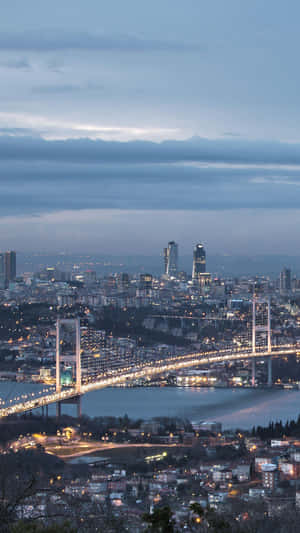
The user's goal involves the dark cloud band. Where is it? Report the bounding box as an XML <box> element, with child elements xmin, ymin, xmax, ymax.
<box><xmin>1</xmin><ymin>135</ymin><xmax>300</xmax><ymax>166</ymax></box>
<box><xmin>0</xmin><ymin>134</ymin><xmax>300</xmax><ymax>215</ymax></box>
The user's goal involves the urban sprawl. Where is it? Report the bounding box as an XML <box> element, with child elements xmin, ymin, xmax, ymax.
<box><xmin>1</xmin><ymin>244</ymin><xmax>300</xmax><ymax>531</ymax></box>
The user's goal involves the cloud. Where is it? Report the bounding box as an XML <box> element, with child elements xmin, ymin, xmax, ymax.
<box><xmin>0</xmin><ymin>139</ymin><xmax>300</xmax><ymax>216</ymax></box>
<box><xmin>0</xmin><ymin>30</ymin><xmax>201</xmax><ymax>53</ymax></box>
<box><xmin>45</xmin><ymin>58</ymin><xmax>64</xmax><ymax>73</ymax></box>
<box><xmin>0</xmin><ymin>127</ymin><xmax>42</xmax><ymax>137</ymax></box>
<box><xmin>1</xmin><ymin>135</ymin><xmax>300</xmax><ymax>166</ymax></box>
<box><xmin>32</xmin><ymin>82</ymin><xmax>104</xmax><ymax>94</ymax></box>
<box><xmin>0</xmin><ymin>135</ymin><xmax>300</xmax><ymax>217</ymax></box>
<box><xmin>223</xmin><ymin>132</ymin><xmax>241</xmax><ymax>137</ymax></box>
<box><xmin>0</xmin><ymin>112</ymin><xmax>180</xmax><ymax>142</ymax></box>
<box><xmin>0</xmin><ymin>57</ymin><xmax>31</xmax><ymax>70</ymax></box>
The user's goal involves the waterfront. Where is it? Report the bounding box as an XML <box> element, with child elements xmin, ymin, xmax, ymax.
<box><xmin>1</xmin><ymin>382</ymin><xmax>300</xmax><ymax>429</ymax></box>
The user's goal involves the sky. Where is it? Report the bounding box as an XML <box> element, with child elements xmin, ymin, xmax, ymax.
<box><xmin>1</xmin><ymin>0</ymin><xmax>300</xmax><ymax>255</ymax></box>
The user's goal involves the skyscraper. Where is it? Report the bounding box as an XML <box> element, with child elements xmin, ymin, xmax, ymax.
<box><xmin>280</xmin><ymin>267</ymin><xmax>291</xmax><ymax>293</ymax></box>
<box><xmin>139</xmin><ymin>273</ymin><xmax>153</xmax><ymax>297</ymax></box>
<box><xmin>163</xmin><ymin>241</ymin><xmax>178</xmax><ymax>277</ymax></box>
<box><xmin>0</xmin><ymin>254</ymin><xmax>5</xmax><ymax>289</ymax></box>
<box><xmin>140</xmin><ymin>273</ymin><xmax>153</xmax><ymax>290</ymax></box>
<box><xmin>192</xmin><ymin>243</ymin><xmax>206</xmax><ymax>282</ymax></box>
<box><xmin>119</xmin><ymin>273</ymin><xmax>130</xmax><ymax>291</ymax></box>
<box><xmin>4</xmin><ymin>251</ymin><xmax>16</xmax><ymax>284</ymax></box>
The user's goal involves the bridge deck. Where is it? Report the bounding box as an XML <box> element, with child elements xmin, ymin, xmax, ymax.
<box><xmin>0</xmin><ymin>345</ymin><xmax>297</xmax><ymax>418</ymax></box>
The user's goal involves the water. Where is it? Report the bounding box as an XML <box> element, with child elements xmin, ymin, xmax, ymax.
<box><xmin>1</xmin><ymin>381</ymin><xmax>300</xmax><ymax>429</ymax></box>
<box><xmin>82</xmin><ymin>387</ymin><xmax>300</xmax><ymax>429</ymax></box>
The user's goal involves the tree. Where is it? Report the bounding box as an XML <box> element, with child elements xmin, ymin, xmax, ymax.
<box><xmin>189</xmin><ymin>504</ymin><xmax>232</xmax><ymax>533</ymax></box>
<box><xmin>143</xmin><ymin>506</ymin><xmax>175</xmax><ymax>532</ymax></box>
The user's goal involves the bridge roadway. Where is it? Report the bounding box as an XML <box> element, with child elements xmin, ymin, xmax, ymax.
<box><xmin>0</xmin><ymin>344</ymin><xmax>297</xmax><ymax>418</ymax></box>
<box><xmin>150</xmin><ymin>315</ymin><xmax>238</xmax><ymax>321</ymax></box>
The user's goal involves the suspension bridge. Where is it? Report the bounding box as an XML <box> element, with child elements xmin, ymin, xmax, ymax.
<box><xmin>0</xmin><ymin>298</ymin><xmax>297</xmax><ymax>419</ymax></box>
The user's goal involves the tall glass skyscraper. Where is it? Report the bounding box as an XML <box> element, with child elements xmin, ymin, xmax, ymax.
<box><xmin>163</xmin><ymin>241</ymin><xmax>178</xmax><ymax>277</ymax></box>
<box><xmin>0</xmin><ymin>254</ymin><xmax>5</xmax><ymax>289</ymax></box>
<box><xmin>192</xmin><ymin>243</ymin><xmax>206</xmax><ymax>281</ymax></box>
<box><xmin>5</xmin><ymin>251</ymin><xmax>16</xmax><ymax>284</ymax></box>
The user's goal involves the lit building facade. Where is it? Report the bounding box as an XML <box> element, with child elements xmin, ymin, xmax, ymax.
<box><xmin>163</xmin><ymin>241</ymin><xmax>178</xmax><ymax>277</ymax></box>
<box><xmin>192</xmin><ymin>244</ymin><xmax>206</xmax><ymax>282</ymax></box>
<box><xmin>261</xmin><ymin>464</ymin><xmax>279</xmax><ymax>490</ymax></box>
<box><xmin>139</xmin><ymin>273</ymin><xmax>153</xmax><ymax>295</ymax></box>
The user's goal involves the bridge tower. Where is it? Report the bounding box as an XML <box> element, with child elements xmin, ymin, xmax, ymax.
<box><xmin>251</xmin><ymin>297</ymin><xmax>272</xmax><ymax>387</ymax></box>
<box><xmin>56</xmin><ymin>318</ymin><xmax>82</xmax><ymax>417</ymax></box>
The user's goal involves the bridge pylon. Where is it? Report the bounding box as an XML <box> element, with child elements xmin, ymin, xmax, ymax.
<box><xmin>252</xmin><ymin>297</ymin><xmax>272</xmax><ymax>386</ymax></box>
<box><xmin>56</xmin><ymin>318</ymin><xmax>82</xmax><ymax>418</ymax></box>
<box><xmin>56</xmin><ymin>318</ymin><xmax>81</xmax><ymax>394</ymax></box>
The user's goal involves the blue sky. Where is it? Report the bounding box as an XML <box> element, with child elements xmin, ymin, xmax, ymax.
<box><xmin>1</xmin><ymin>0</ymin><xmax>300</xmax><ymax>255</ymax></box>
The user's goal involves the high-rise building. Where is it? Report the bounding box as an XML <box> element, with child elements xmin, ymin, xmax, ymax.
<box><xmin>140</xmin><ymin>273</ymin><xmax>153</xmax><ymax>291</ymax></box>
<box><xmin>119</xmin><ymin>273</ymin><xmax>130</xmax><ymax>291</ymax></box>
<box><xmin>163</xmin><ymin>247</ymin><xmax>168</xmax><ymax>275</ymax></box>
<box><xmin>163</xmin><ymin>241</ymin><xmax>178</xmax><ymax>277</ymax></box>
<box><xmin>192</xmin><ymin>243</ymin><xmax>206</xmax><ymax>282</ymax></box>
<box><xmin>80</xmin><ymin>327</ymin><xmax>106</xmax><ymax>380</ymax></box>
<box><xmin>0</xmin><ymin>254</ymin><xmax>5</xmax><ymax>289</ymax></box>
<box><xmin>84</xmin><ymin>270</ymin><xmax>97</xmax><ymax>284</ymax></box>
<box><xmin>280</xmin><ymin>267</ymin><xmax>291</xmax><ymax>293</ymax></box>
<box><xmin>4</xmin><ymin>251</ymin><xmax>16</xmax><ymax>284</ymax></box>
